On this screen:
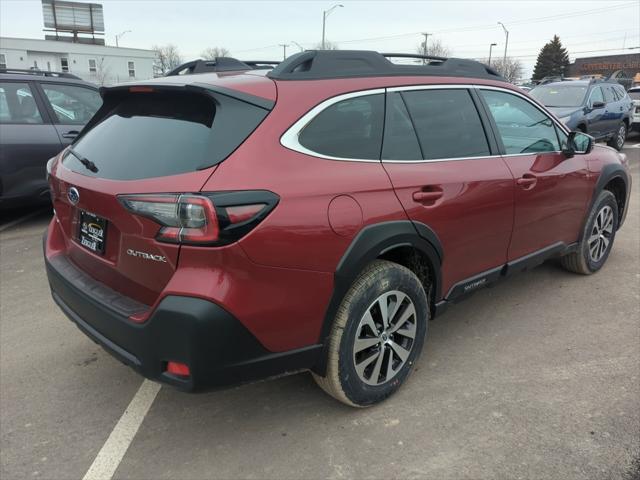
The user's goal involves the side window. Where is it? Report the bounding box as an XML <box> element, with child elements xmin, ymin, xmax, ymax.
<box><xmin>382</xmin><ymin>92</ymin><xmax>422</xmax><ymax>160</ymax></box>
<box><xmin>613</xmin><ymin>85</ymin><xmax>627</xmax><ymax>101</ymax></box>
<box><xmin>602</xmin><ymin>85</ymin><xmax>615</xmax><ymax>103</ymax></box>
<box><xmin>298</xmin><ymin>93</ymin><xmax>384</xmax><ymax>159</ymax></box>
<box><xmin>589</xmin><ymin>87</ymin><xmax>604</xmax><ymax>106</ymax></box>
<box><xmin>0</xmin><ymin>82</ymin><xmax>44</xmax><ymax>124</ymax></box>
<box><xmin>401</xmin><ymin>89</ymin><xmax>490</xmax><ymax>160</ymax></box>
<box><xmin>41</xmin><ymin>84</ymin><xmax>102</xmax><ymax>125</ymax></box>
<box><xmin>480</xmin><ymin>89</ymin><xmax>560</xmax><ymax>154</ymax></box>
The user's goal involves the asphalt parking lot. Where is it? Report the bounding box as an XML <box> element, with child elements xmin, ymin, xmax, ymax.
<box><xmin>1</xmin><ymin>135</ymin><xmax>639</xmax><ymax>480</ymax></box>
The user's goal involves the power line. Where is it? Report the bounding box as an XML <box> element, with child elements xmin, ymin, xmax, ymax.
<box><xmin>232</xmin><ymin>2</ymin><xmax>638</xmax><ymax>56</ymax></box>
<box><xmin>334</xmin><ymin>2</ymin><xmax>636</xmax><ymax>44</ymax></box>
<box><xmin>461</xmin><ymin>46</ymin><xmax>640</xmax><ymax>60</ymax></box>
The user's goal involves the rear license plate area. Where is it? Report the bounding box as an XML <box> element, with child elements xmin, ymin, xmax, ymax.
<box><xmin>78</xmin><ymin>210</ymin><xmax>107</xmax><ymax>255</ymax></box>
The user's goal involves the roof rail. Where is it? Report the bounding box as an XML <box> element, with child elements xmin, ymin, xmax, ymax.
<box><xmin>266</xmin><ymin>50</ymin><xmax>504</xmax><ymax>81</ymax></box>
<box><xmin>0</xmin><ymin>68</ymin><xmax>81</xmax><ymax>80</ymax></box>
<box><xmin>166</xmin><ymin>58</ymin><xmax>251</xmax><ymax>76</ymax></box>
<box><xmin>166</xmin><ymin>58</ymin><xmax>280</xmax><ymax>76</ymax></box>
<box><xmin>242</xmin><ymin>60</ymin><xmax>281</xmax><ymax>70</ymax></box>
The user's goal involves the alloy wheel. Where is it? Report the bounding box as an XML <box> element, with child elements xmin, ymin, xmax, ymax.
<box><xmin>352</xmin><ymin>291</ymin><xmax>417</xmax><ymax>386</ymax></box>
<box><xmin>588</xmin><ymin>205</ymin><xmax>614</xmax><ymax>262</ymax></box>
<box><xmin>617</xmin><ymin>125</ymin><xmax>626</xmax><ymax>149</ymax></box>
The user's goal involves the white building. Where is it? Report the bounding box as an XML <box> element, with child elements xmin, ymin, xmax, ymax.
<box><xmin>0</xmin><ymin>37</ymin><xmax>156</xmax><ymax>85</ymax></box>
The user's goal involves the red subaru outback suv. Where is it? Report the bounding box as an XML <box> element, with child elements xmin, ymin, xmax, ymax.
<box><xmin>44</xmin><ymin>51</ymin><xmax>631</xmax><ymax>407</ymax></box>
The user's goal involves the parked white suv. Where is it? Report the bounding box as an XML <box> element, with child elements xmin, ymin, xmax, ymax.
<box><xmin>630</xmin><ymin>86</ymin><xmax>640</xmax><ymax>132</ymax></box>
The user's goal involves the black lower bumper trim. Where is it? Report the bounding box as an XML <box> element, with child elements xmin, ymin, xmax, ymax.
<box><xmin>45</xmin><ymin>253</ymin><xmax>321</xmax><ymax>391</ymax></box>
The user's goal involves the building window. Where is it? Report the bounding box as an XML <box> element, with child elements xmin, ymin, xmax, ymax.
<box><xmin>33</xmin><ymin>60</ymin><xmax>38</xmax><ymax>69</ymax></box>
<box><xmin>60</xmin><ymin>58</ymin><xmax>69</xmax><ymax>72</ymax></box>
<box><xmin>128</xmin><ymin>61</ymin><xmax>135</xmax><ymax>78</ymax></box>
<box><xmin>88</xmin><ymin>59</ymin><xmax>97</xmax><ymax>73</ymax></box>
<box><xmin>0</xmin><ymin>54</ymin><xmax>6</xmax><ymax>69</ymax></box>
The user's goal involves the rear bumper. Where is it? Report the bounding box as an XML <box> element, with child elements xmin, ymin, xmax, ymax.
<box><xmin>45</xmin><ymin>246</ymin><xmax>321</xmax><ymax>392</ymax></box>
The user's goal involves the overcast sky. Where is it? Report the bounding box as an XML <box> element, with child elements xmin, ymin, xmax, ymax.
<box><xmin>1</xmin><ymin>0</ymin><xmax>639</xmax><ymax>79</ymax></box>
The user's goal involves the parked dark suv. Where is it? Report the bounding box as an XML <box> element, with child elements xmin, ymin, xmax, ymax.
<box><xmin>44</xmin><ymin>51</ymin><xmax>631</xmax><ymax>407</ymax></box>
<box><xmin>530</xmin><ymin>79</ymin><xmax>632</xmax><ymax>150</ymax></box>
<box><xmin>0</xmin><ymin>69</ymin><xmax>102</xmax><ymax>208</ymax></box>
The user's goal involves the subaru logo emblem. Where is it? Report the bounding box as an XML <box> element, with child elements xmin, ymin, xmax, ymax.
<box><xmin>68</xmin><ymin>187</ymin><xmax>80</xmax><ymax>205</ymax></box>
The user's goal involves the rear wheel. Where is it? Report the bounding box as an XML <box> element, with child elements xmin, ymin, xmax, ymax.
<box><xmin>607</xmin><ymin>122</ymin><xmax>626</xmax><ymax>151</ymax></box>
<box><xmin>313</xmin><ymin>260</ymin><xmax>429</xmax><ymax>407</ymax></box>
<box><xmin>561</xmin><ymin>190</ymin><xmax>618</xmax><ymax>274</ymax></box>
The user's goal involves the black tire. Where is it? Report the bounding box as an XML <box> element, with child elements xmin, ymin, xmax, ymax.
<box><xmin>561</xmin><ymin>190</ymin><xmax>618</xmax><ymax>275</ymax></box>
<box><xmin>313</xmin><ymin>260</ymin><xmax>429</xmax><ymax>407</ymax></box>
<box><xmin>607</xmin><ymin>122</ymin><xmax>627</xmax><ymax>151</ymax></box>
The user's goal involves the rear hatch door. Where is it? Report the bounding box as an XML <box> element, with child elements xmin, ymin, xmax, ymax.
<box><xmin>49</xmin><ymin>80</ymin><xmax>274</xmax><ymax>306</ymax></box>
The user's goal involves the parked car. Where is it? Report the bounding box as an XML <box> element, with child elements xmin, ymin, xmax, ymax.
<box><xmin>44</xmin><ymin>51</ymin><xmax>631</xmax><ymax>407</ymax></box>
<box><xmin>530</xmin><ymin>79</ymin><xmax>632</xmax><ymax>150</ymax></box>
<box><xmin>0</xmin><ymin>69</ymin><xmax>102</xmax><ymax>208</ymax></box>
<box><xmin>629</xmin><ymin>86</ymin><xmax>640</xmax><ymax>131</ymax></box>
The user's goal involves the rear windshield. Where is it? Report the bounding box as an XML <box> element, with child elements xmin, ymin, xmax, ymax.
<box><xmin>63</xmin><ymin>90</ymin><xmax>268</xmax><ymax>180</ymax></box>
<box><xmin>530</xmin><ymin>84</ymin><xmax>588</xmax><ymax>107</ymax></box>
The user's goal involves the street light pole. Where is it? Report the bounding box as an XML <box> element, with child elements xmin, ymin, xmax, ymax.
<box><xmin>321</xmin><ymin>4</ymin><xmax>343</xmax><ymax>49</ymax></box>
<box><xmin>291</xmin><ymin>41</ymin><xmax>304</xmax><ymax>52</ymax></box>
<box><xmin>115</xmin><ymin>30</ymin><xmax>131</xmax><ymax>48</ymax></box>
<box><xmin>279</xmin><ymin>43</ymin><xmax>289</xmax><ymax>60</ymax></box>
<box><xmin>498</xmin><ymin>22</ymin><xmax>509</xmax><ymax>65</ymax></box>
<box><xmin>488</xmin><ymin>42</ymin><xmax>497</xmax><ymax>66</ymax></box>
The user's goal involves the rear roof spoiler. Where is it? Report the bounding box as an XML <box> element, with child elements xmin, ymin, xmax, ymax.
<box><xmin>98</xmin><ymin>82</ymin><xmax>275</xmax><ymax>111</ymax></box>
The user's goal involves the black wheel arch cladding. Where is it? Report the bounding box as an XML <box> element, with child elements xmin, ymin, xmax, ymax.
<box><xmin>586</xmin><ymin>163</ymin><xmax>629</xmax><ymax>231</ymax></box>
<box><xmin>314</xmin><ymin>220</ymin><xmax>442</xmax><ymax>375</ymax></box>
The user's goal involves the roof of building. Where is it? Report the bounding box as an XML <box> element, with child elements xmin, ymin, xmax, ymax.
<box><xmin>0</xmin><ymin>36</ymin><xmax>156</xmax><ymax>58</ymax></box>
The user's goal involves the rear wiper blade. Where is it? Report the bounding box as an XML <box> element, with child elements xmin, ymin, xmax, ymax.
<box><xmin>67</xmin><ymin>147</ymin><xmax>98</xmax><ymax>173</ymax></box>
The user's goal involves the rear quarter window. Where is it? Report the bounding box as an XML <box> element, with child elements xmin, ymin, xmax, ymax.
<box><xmin>298</xmin><ymin>94</ymin><xmax>384</xmax><ymax>159</ymax></box>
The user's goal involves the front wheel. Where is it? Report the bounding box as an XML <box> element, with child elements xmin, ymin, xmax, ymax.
<box><xmin>313</xmin><ymin>260</ymin><xmax>429</xmax><ymax>407</ymax></box>
<box><xmin>561</xmin><ymin>190</ymin><xmax>618</xmax><ymax>274</ymax></box>
<box><xmin>607</xmin><ymin>122</ymin><xmax>627</xmax><ymax>151</ymax></box>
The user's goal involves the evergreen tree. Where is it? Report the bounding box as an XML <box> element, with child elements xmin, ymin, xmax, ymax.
<box><xmin>532</xmin><ymin>35</ymin><xmax>570</xmax><ymax>81</ymax></box>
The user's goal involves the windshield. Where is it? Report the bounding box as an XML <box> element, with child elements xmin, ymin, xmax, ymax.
<box><xmin>530</xmin><ymin>84</ymin><xmax>588</xmax><ymax>107</ymax></box>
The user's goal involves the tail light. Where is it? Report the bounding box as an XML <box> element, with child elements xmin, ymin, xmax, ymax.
<box><xmin>119</xmin><ymin>191</ymin><xmax>278</xmax><ymax>246</ymax></box>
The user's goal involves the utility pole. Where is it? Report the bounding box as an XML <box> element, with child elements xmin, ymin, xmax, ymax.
<box><xmin>322</xmin><ymin>4</ymin><xmax>343</xmax><ymax>49</ymax></box>
<box><xmin>498</xmin><ymin>22</ymin><xmax>509</xmax><ymax>65</ymax></box>
<box><xmin>279</xmin><ymin>43</ymin><xmax>289</xmax><ymax>60</ymax></box>
<box><xmin>488</xmin><ymin>42</ymin><xmax>497</xmax><ymax>67</ymax></box>
<box><xmin>421</xmin><ymin>32</ymin><xmax>431</xmax><ymax>64</ymax></box>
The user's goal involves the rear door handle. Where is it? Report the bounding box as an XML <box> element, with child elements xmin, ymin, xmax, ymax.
<box><xmin>516</xmin><ymin>173</ymin><xmax>538</xmax><ymax>189</ymax></box>
<box><xmin>412</xmin><ymin>188</ymin><xmax>444</xmax><ymax>204</ymax></box>
<box><xmin>61</xmin><ymin>130</ymin><xmax>80</xmax><ymax>139</ymax></box>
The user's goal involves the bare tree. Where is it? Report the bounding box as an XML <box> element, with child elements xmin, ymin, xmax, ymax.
<box><xmin>415</xmin><ymin>38</ymin><xmax>452</xmax><ymax>58</ymax></box>
<box><xmin>94</xmin><ymin>57</ymin><xmax>111</xmax><ymax>85</ymax></box>
<box><xmin>201</xmin><ymin>47</ymin><xmax>230</xmax><ymax>59</ymax></box>
<box><xmin>314</xmin><ymin>41</ymin><xmax>339</xmax><ymax>50</ymax></box>
<box><xmin>484</xmin><ymin>56</ymin><xmax>523</xmax><ymax>83</ymax></box>
<box><xmin>153</xmin><ymin>44</ymin><xmax>182</xmax><ymax>75</ymax></box>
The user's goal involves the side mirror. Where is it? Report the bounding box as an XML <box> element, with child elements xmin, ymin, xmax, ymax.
<box><xmin>563</xmin><ymin>131</ymin><xmax>594</xmax><ymax>158</ymax></box>
<box><xmin>591</xmin><ymin>101</ymin><xmax>606</xmax><ymax>110</ymax></box>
